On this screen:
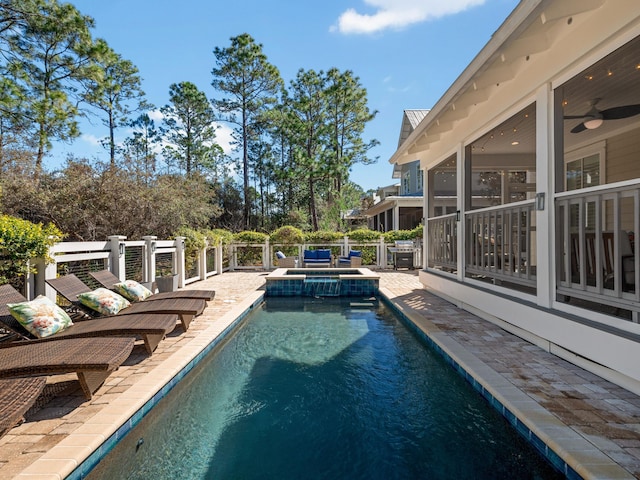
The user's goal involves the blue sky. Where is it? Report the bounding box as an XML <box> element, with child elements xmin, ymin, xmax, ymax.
<box><xmin>61</xmin><ymin>0</ymin><xmax>518</xmax><ymax>191</ymax></box>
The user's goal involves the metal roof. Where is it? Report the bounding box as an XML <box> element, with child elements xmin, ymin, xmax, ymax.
<box><xmin>397</xmin><ymin>109</ymin><xmax>430</xmax><ymax>148</ymax></box>
<box><xmin>393</xmin><ymin>110</ymin><xmax>430</xmax><ymax>177</ymax></box>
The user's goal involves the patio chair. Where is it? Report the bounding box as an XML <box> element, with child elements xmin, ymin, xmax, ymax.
<box><xmin>0</xmin><ymin>377</ymin><xmax>47</xmax><ymax>438</ymax></box>
<box><xmin>275</xmin><ymin>251</ymin><xmax>297</xmax><ymax>268</ymax></box>
<box><xmin>46</xmin><ymin>274</ymin><xmax>205</xmax><ymax>331</ymax></box>
<box><xmin>337</xmin><ymin>250</ymin><xmax>362</xmax><ymax>267</ymax></box>
<box><xmin>0</xmin><ymin>336</ymin><xmax>134</xmax><ymax>400</ymax></box>
<box><xmin>0</xmin><ymin>284</ymin><xmax>176</xmax><ymax>355</ymax></box>
<box><xmin>89</xmin><ymin>270</ymin><xmax>215</xmax><ymax>306</ymax></box>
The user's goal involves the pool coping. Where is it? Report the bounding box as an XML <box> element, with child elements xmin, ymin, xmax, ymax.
<box><xmin>267</xmin><ymin>266</ymin><xmax>380</xmax><ymax>280</ymax></box>
<box><xmin>378</xmin><ymin>285</ymin><xmax>634</xmax><ymax>480</ymax></box>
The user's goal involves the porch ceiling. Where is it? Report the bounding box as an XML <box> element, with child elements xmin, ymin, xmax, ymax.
<box><xmin>391</xmin><ymin>0</ymin><xmax>640</xmax><ymax>165</ymax></box>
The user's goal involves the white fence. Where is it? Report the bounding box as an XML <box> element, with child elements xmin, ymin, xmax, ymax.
<box><xmin>28</xmin><ymin>235</ymin><xmax>422</xmax><ymax>300</ymax></box>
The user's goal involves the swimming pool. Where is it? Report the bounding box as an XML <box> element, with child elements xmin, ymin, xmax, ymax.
<box><xmin>86</xmin><ymin>296</ymin><xmax>564</xmax><ymax>479</ymax></box>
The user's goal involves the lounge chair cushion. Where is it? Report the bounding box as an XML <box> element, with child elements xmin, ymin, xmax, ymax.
<box><xmin>7</xmin><ymin>295</ymin><xmax>73</xmax><ymax>338</ymax></box>
<box><xmin>275</xmin><ymin>251</ymin><xmax>286</xmax><ymax>259</ymax></box>
<box><xmin>113</xmin><ymin>280</ymin><xmax>153</xmax><ymax>302</ymax></box>
<box><xmin>78</xmin><ymin>288</ymin><xmax>131</xmax><ymax>315</ymax></box>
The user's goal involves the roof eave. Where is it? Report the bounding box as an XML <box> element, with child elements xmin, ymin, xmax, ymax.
<box><xmin>389</xmin><ymin>0</ymin><xmax>545</xmax><ymax>166</ymax></box>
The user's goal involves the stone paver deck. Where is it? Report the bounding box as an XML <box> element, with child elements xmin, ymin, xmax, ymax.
<box><xmin>1</xmin><ymin>270</ymin><xmax>639</xmax><ymax>479</ymax></box>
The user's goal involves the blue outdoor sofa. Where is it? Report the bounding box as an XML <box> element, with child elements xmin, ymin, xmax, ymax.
<box><xmin>303</xmin><ymin>249</ymin><xmax>332</xmax><ymax>267</ymax></box>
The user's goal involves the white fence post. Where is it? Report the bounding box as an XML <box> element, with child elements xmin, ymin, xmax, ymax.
<box><xmin>199</xmin><ymin>241</ymin><xmax>208</xmax><ymax>279</ymax></box>
<box><xmin>219</xmin><ymin>244</ymin><xmax>225</xmax><ymax>273</ymax></box>
<box><xmin>380</xmin><ymin>237</ymin><xmax>387</xmax><ymax>269</ymax></box>
<box><xmin>31</xmin><ymin>258</ymin><xmax>45</xmax><ymax>299</ymax></box>
<box><xmin>43</xmin><ymin>251</ymin><xmax>57</xmax><ymax>302</ymax></box>
<box><xmin>175</xmin><ymin>236</ymin><xmax>186</xmax><ymax>288</ymax></box>
<box><xmin>109</xmin><ymin>235</ymin><xmax>127</xmax><ymax>281</ymax></box>
<box><xmin>265</xmin><ymin>238</ymin><xmax>270</xmax><ymax>270</ymax></box>
<box><xmin>143</xmin><ymin>236</ymin><xmax>157</xmax><ymax>284</ymax></box>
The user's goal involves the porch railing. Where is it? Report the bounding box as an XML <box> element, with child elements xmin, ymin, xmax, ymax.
<box><xmin>555</xmin><ymin>179</ymin><xmax>640</xmax><ymax>312</ymax></box>
<box><xmin>428</xmin><ymin>213</ymin><xmax>457</xmax><ymax>272</ymax></box>
<box><xmin>464</xmin><ymin>199</ymin><xmax>537</xmax><ymax>288</ymax></box>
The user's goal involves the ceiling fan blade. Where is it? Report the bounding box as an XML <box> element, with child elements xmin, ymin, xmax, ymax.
<box><xmin>571</xmin><ymin>122</ymin><xmax>587</xmax><ymax>134</ymax></box>
<box><xmin>564</xmin><ymin>114</ymin><xmax>589</xmax><ymax>119</ymax></box>
<box><xmin>601</xmin><ymin>104</ymin><xmax>640</xmax><ymax>120</ymax></box>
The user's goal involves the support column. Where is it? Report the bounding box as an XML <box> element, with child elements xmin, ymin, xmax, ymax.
<box><xmin>393</xmin><ymin>204</ymin><xmax>400</xmax><ymax>231</ymax></box>
<box><xmin>457</xmin><ymin>143</ymin><xmax>468</xmax><ymax>281</ymax></box>
<box><xmin>536</xmin><ymin>83</ymin><xmax>554</xmax><ymax>308</ymax></box>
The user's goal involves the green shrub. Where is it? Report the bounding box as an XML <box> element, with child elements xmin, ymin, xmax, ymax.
<box><xmin>0</xmin><ymin>215</ymin><xmax>64</xmax><ymax>287</ymax></box>
<box><xmin>173</xmin><ymin>226</ymin><xmax>206</xmax><ymax>275</ymax></box>
<box><xmin>270</xmin><ymin>226</ymin><xmax>304</xmax><ymax>245</ymax></box>
<box><xmin>347</xmin><ymin>228</ymin><xmax>382</xmax><ymax>242</ymax></box>
<box><xmin>304</xmin><ymin>230</ymin><xmax>343</xmax><ymax>243</ymax></box>
<box><xmin>233</xmin><ymin>231</ymin><xmax>269</xmax><ymax>244</ymax></box>
<box><xmin>383</xmin><ymin>227</ymin><xmax>423</xmax><ymax>243</ymax></box>
<box><xmin>206</xmin><ymin>229</ymin><xmax>233</xmax><ymax>247</ymax></box>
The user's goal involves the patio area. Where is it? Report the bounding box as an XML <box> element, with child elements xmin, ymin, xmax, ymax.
<box><xmin>1</xmin><ymin>270</ymin><xmax>640</xmax><ymax>479</ymax></box>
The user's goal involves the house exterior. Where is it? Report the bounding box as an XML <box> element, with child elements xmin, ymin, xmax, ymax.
<box><xmin>365</xmin><ymin>110</ymin><xmax>428</xmax><ymax>231</ymax></box>
<box><xmin>389</xmin><ymin>0</ymin><xmax>640</xmax><ymax>393</ymax></box>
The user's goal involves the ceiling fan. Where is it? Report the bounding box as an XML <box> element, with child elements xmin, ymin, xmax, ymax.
<box><xmin>565</xmin><ymin>98</ymin><xmax>640</xmax><ymax>133</ymax></box>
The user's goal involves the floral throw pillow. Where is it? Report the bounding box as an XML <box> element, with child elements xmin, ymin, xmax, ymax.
<box><xmin>113</xmin><ymin>280</ymin><xmax>153</xmax><ymax>302</ymax></box>
<box><xmin>8</xmin><ymin>295</ymin><xmax>74</xmax><ymax>338</ymax></box>
<box><xmin>78</xmin><ymin>288</ymin><xmax>131</xmax><ymax>315</ymax></box>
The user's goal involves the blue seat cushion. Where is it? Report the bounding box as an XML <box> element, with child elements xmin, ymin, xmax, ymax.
<box><xmin>304</xmin><ymin>249</ymin><xmax>318</xmax><ymax>260</ymax></box>
<box><xmin>276</xmin><ymin>251</ymin><xmax>285</xmax><ymax>259</ymax></box>
<box><xmin>317</xmin><ymin>249</ymin><xmax>331</xmax><ymax>260</ymax></box>
<box><xmin>349</xmin><ymin>250</ymin><xmax>362</xmax><ymax>258</ymax></box>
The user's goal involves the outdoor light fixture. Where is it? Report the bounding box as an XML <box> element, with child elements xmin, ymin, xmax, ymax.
<box><xmin>151</xmin><ymin>241</ymin><xmax>157</xmax><ymax>252</ymax></box>
<box><xmin>535</xmin><ymin>192</ymin><xmax>545</xmax><ymax>211</ymax></box>
<box><xmin>118</xmin><ymin>242</ymin><xmax>125</xmax><ymax>256</ymax></box>
<box><xmin>456</xmin><ymin>210</ymin><xmax>461</xmax><ymax>222</ymax></box>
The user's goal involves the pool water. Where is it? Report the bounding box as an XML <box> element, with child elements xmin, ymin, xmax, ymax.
<box><xmin>88</xmin><ymin>297</ymin><xmax>564</xmax><ymax>479</ymax></box>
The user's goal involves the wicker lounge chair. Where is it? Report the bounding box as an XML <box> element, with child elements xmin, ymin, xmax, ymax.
<box><xmin>0</xmin><ymin>284</ymin><xmax>176</xmax><ymax>355</ymax></box>
<box><xmin>0</xmin><ymin>336</ymin><xmax>134</xmax><ymax>400</ymax></box>
<box><xmin>89</xmin><ymin>270</ymin><xmax>215</xmax><ymax>303</ymax></box>
<box><xmin>46</xmin><ymin>274</ymin><xmax>206</xmax><ymax>331</ymax></box>
<box><xmin>0</xmin><ymin>377</ymin><xmax>46</xmax><ymax>438</ymax></box>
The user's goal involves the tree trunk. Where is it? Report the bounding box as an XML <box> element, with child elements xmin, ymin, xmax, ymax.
<box><xmin>109</xmin><ymin>111</ymin><xmax>115</xmax><ymax>166</ymax></box>
<box><xmin>309</xmin><ymin>176</ymin><xmax>318</xmax><ymax>231</ymax></box>
<box><xmin>242</xmin><ymin>106</ymin><xmax>250</xmax><ymax>230</ymax></box>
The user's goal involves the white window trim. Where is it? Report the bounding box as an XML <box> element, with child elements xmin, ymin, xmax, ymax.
<box><xmin>564</xmin><ymin>140</ymin><xmax>606</xmax><ymax>190</ymax></box>
<box><xmin>402</xmin><ymin>171</ymin><xmax>411</xmax><ymax>194</ymax></box>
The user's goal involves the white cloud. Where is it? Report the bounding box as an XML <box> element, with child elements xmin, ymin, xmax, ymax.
<box><xmin>148</xmin><ymin>109</ymin><xmax>164</xmax><ymax>122</ymax></box>
<box><xmin>332</xmin><ymin>0</ymin><xmax>486</xmax><ymax>34</ymax></box>
<box><xmin>214</xmin><ymin>123</ymin><xmax>234</xmax><ymax>155</ymax></box>
<box><xmin>80</xmin><ymin>133</ymin><xmax>101</xmax><ymax>147</ymax></box>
